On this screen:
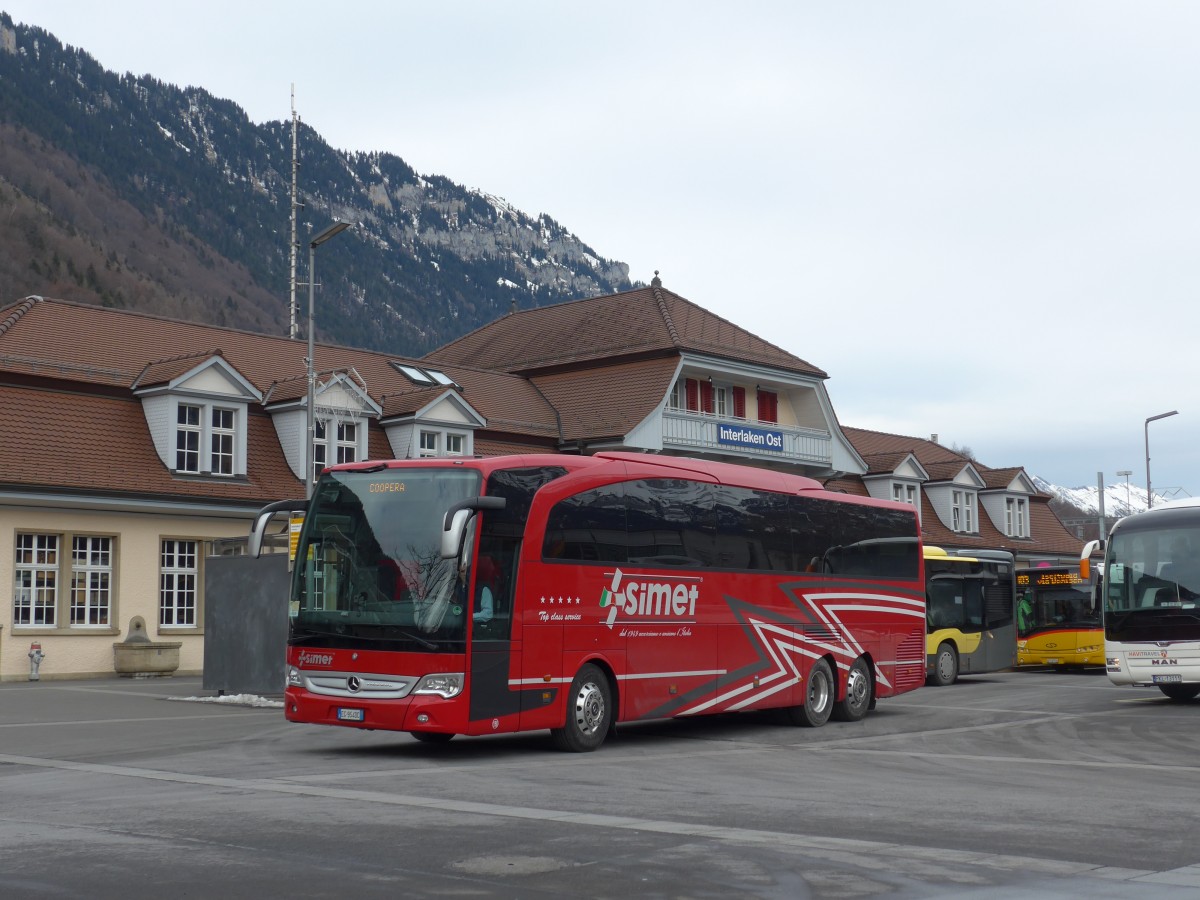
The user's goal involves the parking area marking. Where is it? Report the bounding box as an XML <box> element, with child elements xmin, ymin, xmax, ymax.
<box><xmin>0</xmin><ymin>750</ymin><xmax>1191</xmax><ymax>886</ymax></box>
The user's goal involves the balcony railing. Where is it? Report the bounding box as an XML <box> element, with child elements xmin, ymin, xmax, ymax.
<box><xmin>661</xmin><ymin>409</ymin><xmax>832</xmax><ymax>466</ymax></box>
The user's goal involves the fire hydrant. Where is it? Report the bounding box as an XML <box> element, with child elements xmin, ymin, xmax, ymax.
<box><xmin>28</xmin><ymin>642</ymin><xmax>46</xmax><ymax>681</ymax></box>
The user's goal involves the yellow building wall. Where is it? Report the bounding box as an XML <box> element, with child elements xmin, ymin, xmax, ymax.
<box><xmin>0</xmin><ymin>505</ymin><xmax>249</xmax><ymax>681</ymax></box>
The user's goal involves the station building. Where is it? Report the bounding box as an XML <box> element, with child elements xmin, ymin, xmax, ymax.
<box><xmin>0</xmin><ymin>279</ymin><xmax>1081</xmax><ymax>679</ymax></box>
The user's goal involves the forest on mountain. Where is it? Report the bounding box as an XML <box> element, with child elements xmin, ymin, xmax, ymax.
<box><xmin>0</xmin><ymin>14</ymin><xmax>634</xmax><ymax>354</ymax></box>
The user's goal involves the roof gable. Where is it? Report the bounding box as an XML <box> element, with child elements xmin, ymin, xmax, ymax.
<box><xmin>132</xmin><ymin>351</ymin><xmax>261</xmax><ymax>402</ymax></box>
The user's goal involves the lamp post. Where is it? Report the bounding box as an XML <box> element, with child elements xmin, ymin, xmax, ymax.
<box><xmin>306</xmin><ymin>218</ymin><xmax>353</xmax><ymax>498</ymax></box>
<box><xmin>1116</xmin><ymin>469</ymin><xmax>1132</xmax><ymax>515</ymax></box>
<box><xmin>1144</xmin><ymin>410</ymin><xmax>1179</xmax><ymax>510</ymax></box>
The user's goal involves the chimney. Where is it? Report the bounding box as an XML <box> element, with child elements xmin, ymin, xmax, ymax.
<box><xmin>930</xmin><ymin>434</ymin><xmax>939</xmax><ymax>444</ymax></box>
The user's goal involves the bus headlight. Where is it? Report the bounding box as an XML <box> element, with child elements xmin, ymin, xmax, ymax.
<box><xmin>414</xmin><ymin>673</ymin><xmax>464</xmax><ymax>698</ymax></box>
<box><xmin>1106</xmin><ymin>657</ymin><xmax>1122</xmax><ymax>670</ymax></box>
<box><xmin>287</xmin><ymin>666</ymin><xmax>303</xmax><ymax>687</ymax></box>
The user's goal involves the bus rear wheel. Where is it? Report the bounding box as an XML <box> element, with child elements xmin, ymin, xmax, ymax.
<box><xmin>551</xmin><ymin>663</ymin><xmax>612</xmax><ymax>752</ymax></box>
<box><xmin>931</xmin><ymin>642</ymin><xmax>958</xmax><ymax>686</ymax></box>
<box><xmin>832</xmin><ymin>657</ymin><xmax>872</xmax><ymax>722</ymax></box>
<box><xmin>786</xmin><ymin>658</ymin><xmax>833</xmax><ymax>727</ymax></box>
<box><xmin>1159</xmin><ymin>684</ymin><xmax>1200</xmax><ymax>702</ymax></box>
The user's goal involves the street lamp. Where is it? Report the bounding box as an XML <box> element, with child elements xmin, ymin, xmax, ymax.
<box><xmin>306</xmin><ymin>218</ymin><xmax>353</xmax><ymax>498</ymax></box>
<box><xmin>1144</xmin><ymin>410</ymin><xmax>1179</xmax><ymax>510</ymax></box>
<box><xmin>1116</xmin><ymin>470</ymin><xmax>1132</xmax><ymax>515</ymax></box>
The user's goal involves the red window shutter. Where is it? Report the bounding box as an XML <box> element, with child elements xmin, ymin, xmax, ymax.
<box><xmin>700</xmin><ymin>380</ymin><xmax>714</xmax><ymax>414</ymax></box>
<box><xmin>685</xmin><ymin>378</ymin><xmax>699</xmax><ymax>412</ymax></box>
<box><xmin>758</xmin><ymin>389</ymin><xmax>778</xmax><ymax>423</ymax></box>
<box><xmin>732</xmin><ymin>387</ymin><xmax>746</xmax><ymax>418</ymax></box>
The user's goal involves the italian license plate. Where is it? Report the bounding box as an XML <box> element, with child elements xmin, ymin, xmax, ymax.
<box><xmin>1153</xmin><ymin>674</ymin><xmax>1183</xmax><ymax>684</ymax></box>
<box><xmin>337</xmin><ymin>707</ymin><xmax>365</xmax><ymax>721</ymax></box>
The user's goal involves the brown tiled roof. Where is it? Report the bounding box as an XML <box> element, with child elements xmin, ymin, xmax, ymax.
<box><xmin>980</xmin><ymin>466</ymin><xmax>1025</xmax><ymax>490</ymax></box>
<box><xmin>840</xmin><ymin>425</ymin><xmax>1081</xmax><ymax>557</ymax></box>
<box><xmin>0</xmin><ymin>383</ymin><xmax>298</xmax><ymax>503</ymax></box>
<box><xmin>425</xmin><ymin>284</ymin><xmax>826</xmax><ymax>378</ymax></box>
<box><xmin>530</xmin><ymin>357</ymin><xmax>680</xmax><ymax>442</ymax></box>
<box><xmin>841</xmin><ymin>426</ymin><xmax>965</xmax><ymax>466</ymax></box>
<box><xmin>0</xmin><ymin>297</ymin><xmax>556</xmax><ymax>440</ymax></box>
<box><xmin>860</xmin><ymin>451</ymin><xmax>915</xmax><ymax>475</ymax></box>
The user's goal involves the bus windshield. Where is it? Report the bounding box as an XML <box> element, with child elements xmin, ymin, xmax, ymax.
<box><xmin>1015</xmin><ymin>570</ymin><xmax>1098</xmax><ymax>637</ymax></box>
<box><xmin>291</xmin><ymin>467</ymin><xmax>482</xmax><ymax>652</ymax></box>
<box><xmin>1104</xmin><ymin>524</ymin><xmax>1200</xmax><ymax>643</ymax></box>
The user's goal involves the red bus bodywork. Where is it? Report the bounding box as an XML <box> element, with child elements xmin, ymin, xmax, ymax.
<box><xmin>281</xmin><ymin>453</ymin><xmax>927</xmax><ymax>744</ymax></box>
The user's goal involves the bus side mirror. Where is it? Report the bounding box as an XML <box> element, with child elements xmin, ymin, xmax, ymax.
<box><xmin>1080</xmin><ymin>538</ymin><xmax>1104</xmax><ymax>581</ymax></box>
<box><xmin>248</xmin><ymin>499</ymin><xmax>307</xmax><ymax>558</ymax></box>
<box><xmin>440</xmin><ymin>496</ymin><xmax>507</xmax><ymax>559</ymax></box>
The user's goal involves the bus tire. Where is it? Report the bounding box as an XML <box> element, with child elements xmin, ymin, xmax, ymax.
<box><xmin>832</xmin><ymin>657</ymin><xmax>872</xmax><ymax>722</ymax></box>
<box><xmin>410</xmin><ymin>731</ymin><xmax>455</xmax><ymax>744</ymax></box>
<box><xmin>786</xmin><ymin>658</ymin><xmax>834</xmax><ymax>727</ymax></box>
<box><xmin>931</xmin><ymin>642</ymin><xmax>958</xmax><ymax>686</ymax></box>
<box><xmin>1158</xmin><ymin>684</ymin><xmax>1200</xmax><ymax>702</ymax></box>
<box><xmin>551</xmin><ymin>663</ymin><xmax>612</xmax><ymax>752</ymax></box>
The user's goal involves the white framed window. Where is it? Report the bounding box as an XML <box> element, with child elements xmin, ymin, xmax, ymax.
<box><xmin>336</xmin><ymin>422</ymin><xmax>358</xmax><ymax>464</ymax></box>
<box><xmin>952</xmin><ymin>490</ymin><xmax>976</xmax><ymax>533</ymax></box>
<box><xmin>713</xmin><ymin>386</ymin><xmax>729</xmax><ymax>417</ymax></box>
<box><xmin>1006</xmin><ymin>498</ymin><xmax>1028</xmax><ymax>538</ymax></box>
<box><xmin>668</xmin><ymin>379</ymin><xmax>685</xmax><ymax>411</ymax></box>
<box><xmin>174</xmin><ymin>401</ymin><xmax>244</xmax><ymax>476</ymax></box>
<box><xmin>14</xmin><ymin>533</ymin><xmax>59</xmax><ymax>627</ymax></box>
<box><xmin>176</xmin><ymin>403</ymin><xmax>202</xmax><ymax>473</ymax></box>
<box><xmin>419</xmin><ymin>431</ymin><xmax>439</xmax><ymax>457</ymax></box>
<box><xmin>14</xmin><ymin>533</ymin><xmax>116</xmax><ymax>629</ymax></box>
<box><xmin>210</xmin><ymin>407</ymin><xmax>235</xmax><ymax>476</ymax></box>
<box><xmin>313</xmin><ymin>419</ymin><xmax>328</xmax><ymax>477</ymax></box>
<box><xmin>445</xmin><ymin>433</ymin><xmax>464</xmax><ymax>456</ymax></box>
<box><xmin>892</xmin><ymin>483</ymin><xmax>917</xmax><ymax>506</ymax></box>
<box><xmin>160</xmin><ymin>540</ymin><xmax>198</xmax><ymax>627</ymax></box>
<box><xmin>70</xmin><ymin>536</ymin><xmax>112</xmax><ymax>626</ymax></box>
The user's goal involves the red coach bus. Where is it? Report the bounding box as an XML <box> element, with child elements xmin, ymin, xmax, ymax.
<box><xmin>250</xmin><ymin>452</ymin><xmax>927</xmax><ymax>752</ymax></box>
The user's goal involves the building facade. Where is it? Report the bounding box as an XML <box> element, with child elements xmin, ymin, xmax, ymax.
<box><xmin>0</xmin><ymin>282</ymin><xmax>1081</xmax><ymax>679</ymax></box>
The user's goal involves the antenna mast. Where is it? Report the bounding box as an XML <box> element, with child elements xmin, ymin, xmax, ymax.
<box><xmin>288</xmin><ymin>85</ymin><xmax>301</xmax><ymax>339</ymax></box>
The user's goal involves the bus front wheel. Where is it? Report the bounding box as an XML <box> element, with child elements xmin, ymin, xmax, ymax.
<box><xmin>551</xmin><ymin>663</ymin><xmax>612</xmax><ymax>752</ymax></box>
<box><xmin>1159</xmin><ymin>684</ymin><xmax>1200</xmax><ymax>702</ymax></box>
<box><xmin>931</xmin><ymin>642</ymin><xmax>958</xmax><ymax>686</ymax></box>
<box><xmin>833</xmin><ymin>657</ymin><xmax>872</xmax><ymax>722</ymax></box>
<box><xmin>786</xmin><ymin>658</ymin><xmax>834</xmax><ymax>727</ymax></box>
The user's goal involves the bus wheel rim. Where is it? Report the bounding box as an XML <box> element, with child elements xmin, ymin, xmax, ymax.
<box><xmin>574</xmin><ymin>682</ymin><xmax>605</xmax><ymax>735</ymax></box>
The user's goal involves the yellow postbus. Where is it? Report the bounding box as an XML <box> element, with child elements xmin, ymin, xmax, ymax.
<box><xmin>1015</xmin><ymin>566</ymin><xmax>1102</xmax><ymax>668</ymax></box>
<box><xmin>925</xmin><ymin>547</ymin><xmax>1017</xmax><ymax>685</ymax></box>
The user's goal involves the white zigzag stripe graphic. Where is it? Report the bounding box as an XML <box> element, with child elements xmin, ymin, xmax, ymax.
<box><xmin>680</xmin><ymin>590</ymin><xmax>924</xmax><ymax>716</ymax></box>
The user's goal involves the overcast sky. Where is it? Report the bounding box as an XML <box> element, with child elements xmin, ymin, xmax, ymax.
<box><xmin>6</xmin><ymin>1</ymin><xmax>1197</xmax><ymax>497</ymax></box>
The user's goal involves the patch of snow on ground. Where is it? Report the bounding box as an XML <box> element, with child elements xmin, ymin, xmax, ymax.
<box><xmin>166</xmin><ymin>693</ymin><xmax>283</xmax><ymax>708</ymax></box>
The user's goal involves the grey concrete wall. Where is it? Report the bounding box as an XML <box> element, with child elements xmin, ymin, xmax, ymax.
<box><xmin>203</xmin><ymin>554</ymin><xmax>290</xmax><ymax>695</ymax></box>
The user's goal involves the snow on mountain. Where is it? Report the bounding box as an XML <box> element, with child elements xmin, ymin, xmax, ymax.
<box><xmin>1033</xmin><ymin>476</ymin><xmax>1184</xmax><ymax>517</ymax></box>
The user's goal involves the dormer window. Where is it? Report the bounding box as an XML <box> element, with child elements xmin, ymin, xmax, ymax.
<box><xmin>892</xmin><ymin>483</ymin><xmax>918</xmax><ymax>506</ymax></box>
<box><xmin>1006</xmin><ymin>498</ymin><xmax>1028</xmax><ymax>537</ymax></box>
<box><xmin>173</xmin><ymin>401</ymin><xmax>242</xmax><ymax>477</ymax></box>
<box><xmin>313</xmin><ymin>418</ymin><xmax>364</xmax><ymax>480</ymax></box>
<box><xmin>135</xmin><ymin>353</ymin><xmax>259</xmax><ymax>479</ymax></box>
<box><xmin>952</xmin><ymin>490</ymin><xmax>976</xmax><ymax>532</ymax></box>
<box><xmin>175</xmin><ymin>404</ymin><xmax>201</xmax><ymax>473</ymax></box>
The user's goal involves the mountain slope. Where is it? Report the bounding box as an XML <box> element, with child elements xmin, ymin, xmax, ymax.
<box><xmin>0</xmin><ymin>15</ymin><xmax>634</xmax><ymax>354</ymax></box>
